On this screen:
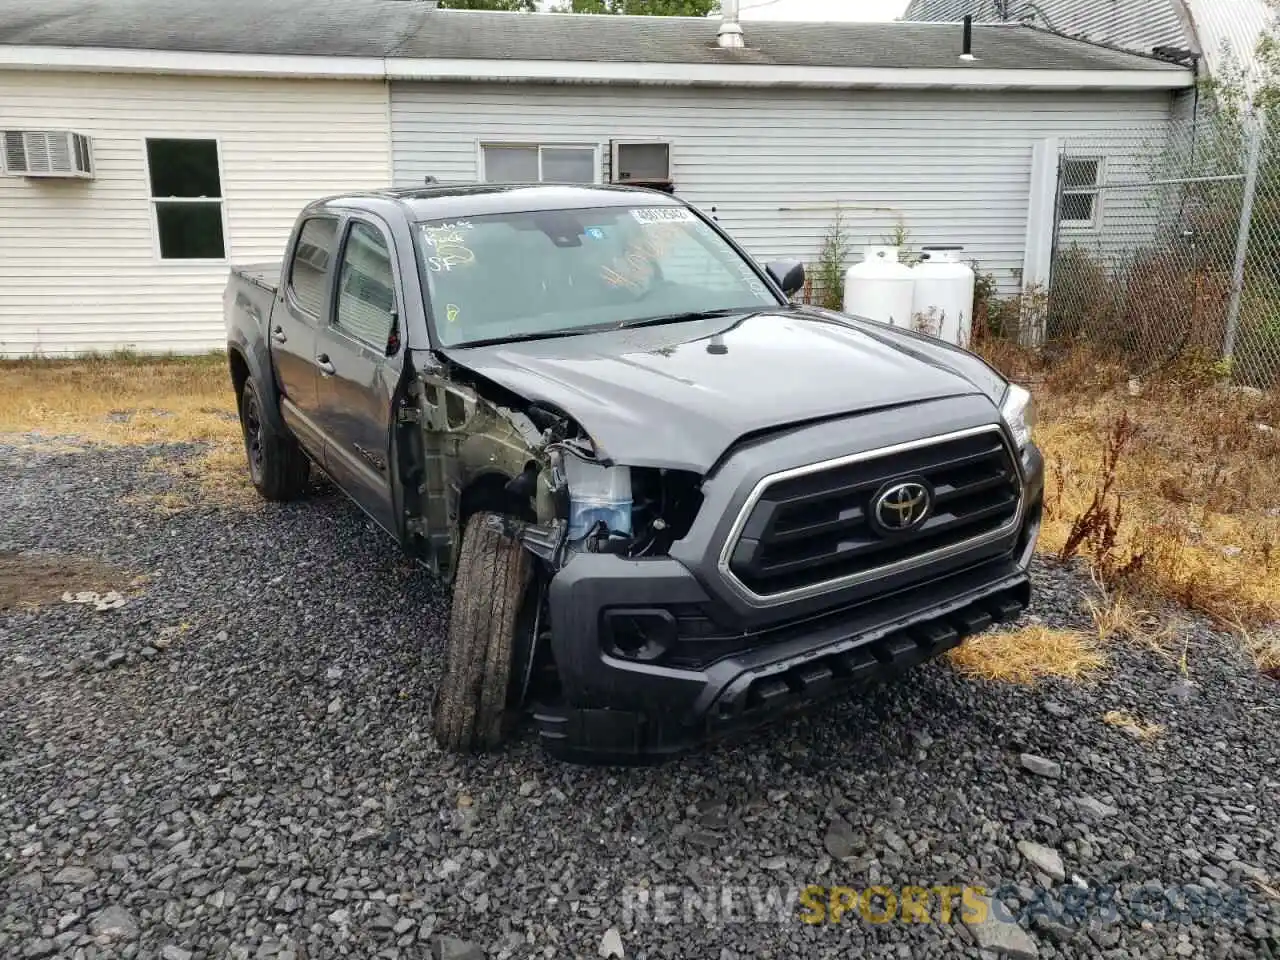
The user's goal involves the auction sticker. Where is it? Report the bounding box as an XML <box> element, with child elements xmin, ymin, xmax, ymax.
<box><xmin>631</xmin><ymin>207</ymin><xmax>696</xmax><ymax>225</ymax></box>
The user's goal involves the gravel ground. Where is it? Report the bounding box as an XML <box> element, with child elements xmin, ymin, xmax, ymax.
<box><xmin>2</xmin><ymin>437</ymin><xmax>1279</xmax><ymax>960</ymax></box>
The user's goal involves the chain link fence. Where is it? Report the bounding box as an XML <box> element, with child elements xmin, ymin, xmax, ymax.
<box><xmin>1047</xmin><ymin>114</ymin><xmax>1280</xmax><ymax>386</ymax></box>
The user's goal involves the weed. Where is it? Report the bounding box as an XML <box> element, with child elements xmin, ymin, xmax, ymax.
<box><xmin>1057</xmin><ymin>412</ymin><xmax>1141</xmax><ymax>579</ymax></box>
<box><xmin>815</xmin><ymin>206</ymin><xmax>852</xmax><ymax>311</ymax></box>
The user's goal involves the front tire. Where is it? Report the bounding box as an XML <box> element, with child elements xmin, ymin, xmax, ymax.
<box><xmin>238</xmin><ymin>378</ymin><xmax>310</xmax><ymax>502</ymax></box>
<box><xmin>433</xmin><ymin>512</ymin><xmax>532</xmax><ymax>752</ymax></box>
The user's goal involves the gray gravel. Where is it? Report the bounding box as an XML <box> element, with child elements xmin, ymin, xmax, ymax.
<box><xmin>2</xmin><ymin>437</ymin><xmax>1279</xmax><ymax>959</ymax></box>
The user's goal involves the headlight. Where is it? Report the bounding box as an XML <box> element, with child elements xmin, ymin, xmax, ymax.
<box><xmin>1000</xmin><ymin>383</ymin><xmax>1035</xmax><ymax>451</ymax></box>
<box><xmin>558</xmin><ymin>453</ymin><xmax>632</xmax><ymax>540</ymax></box>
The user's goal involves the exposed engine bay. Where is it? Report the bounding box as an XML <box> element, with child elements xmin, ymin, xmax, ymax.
<box><xmin>401</xmin><ymin>363</ymin><xmax>704</xmax><ymax>580</ymax></box>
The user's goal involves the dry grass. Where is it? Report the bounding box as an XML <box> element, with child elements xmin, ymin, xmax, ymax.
<box><xmin>947</xmin><ymin>625</ymin><xmax>1107</xmax><ymax>684</ymax></box>
<box><xmin>0</xmin><ymin>352</ymin><xmax>253</xmax><ymax>506</ymax></box>
<box><xmin>1102</xmin><ymin>709</ymin><xmax>1165</xmax><ymax>741</ymax></box>
<box><xmin>1083</xmin><ymin>573</ymin><xmax>1187</xmax><ymax>671</ymax></box>
<box><xmin>1037</xmin><ymin>388</ymin><xmax>1280</xmax><ymax>627</ymax></box>
<box><xmin>1232</xmin><ymin>623</ymin><xmax>1280</xmax><ymax>679</ymax></box>
<box><xmin>973</xmin><ymin>341</ymin><xmax>1280</xmax><ymax>674</ymax></box>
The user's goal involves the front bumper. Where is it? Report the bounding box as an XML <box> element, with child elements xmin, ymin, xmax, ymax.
<box><xmin>536</xmin><ymin>439</ymin><xmax>1043</xmax><ymax>763</ymax></box>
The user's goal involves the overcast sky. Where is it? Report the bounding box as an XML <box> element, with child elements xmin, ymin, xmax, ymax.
<box><xmin>738</xmin><ymin>0</ymin><xmax>909</xmax><ymax>20</ymax></box>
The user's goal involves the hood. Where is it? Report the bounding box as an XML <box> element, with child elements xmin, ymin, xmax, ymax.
<box><xmin>443</xmin><ymin>309</ymin><xmax>991</xmax><ymax>474</ymax></box>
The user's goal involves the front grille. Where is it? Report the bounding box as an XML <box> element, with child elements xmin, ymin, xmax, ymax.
<box><xmin>723</xmin><ymin>426</ymin><xmax>1021</xmax><ymax>601</ymax></box>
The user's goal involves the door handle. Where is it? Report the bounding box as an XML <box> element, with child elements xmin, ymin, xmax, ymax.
<box><xmin>316</xmin><ymin>354</ymin><xmax>336</xmax><ymax>377</ymax></box>
<box><xmin>270</xmin><ymin>325</ymin><xmax>287</xmax><ymax>344</ymax></box>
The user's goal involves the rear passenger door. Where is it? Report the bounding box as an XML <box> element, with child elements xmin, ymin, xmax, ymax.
<box><xmin>275</xmin><ymin>215</ymin><xmax>339</xmax><ymax>456</ymax></box>
<box><xmin>313</xmin><ymin>216</ymin><xmax>404</xmax><ymax>536</ymax></box>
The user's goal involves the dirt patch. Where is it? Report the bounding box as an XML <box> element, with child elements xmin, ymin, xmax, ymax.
<box><xmin>0</xmin><ymin>551</ymin><xmax>131</xmax><ymax>611</ymax></box>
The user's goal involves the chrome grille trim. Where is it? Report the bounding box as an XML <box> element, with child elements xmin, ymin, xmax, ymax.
<box><xmin>716</xmin><ymin>424</ymin><xmax>1025</xmax><ymax>608</ymax></box>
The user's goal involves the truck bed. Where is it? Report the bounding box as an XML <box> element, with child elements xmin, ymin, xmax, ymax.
<box><xmin>232</xmin><ymin>262</ymin><xmax>281</xmax><ymax>294</ymax></box>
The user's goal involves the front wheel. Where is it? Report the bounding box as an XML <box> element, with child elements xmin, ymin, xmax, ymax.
<box><xmin>238</xmin><ymin>378</ymin><xmax>310</xmax><ymax>502</ymax></box>
<box><xmin>433</xmin><ymin>512</ymin><xmax>532</xmax><ymax>752</ymax></box>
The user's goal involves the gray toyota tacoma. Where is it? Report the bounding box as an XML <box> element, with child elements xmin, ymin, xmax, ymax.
<box><xmin>224</xmin><ymin>184</ymin><xmax>1043</xmax><ymax>763</ymax></box>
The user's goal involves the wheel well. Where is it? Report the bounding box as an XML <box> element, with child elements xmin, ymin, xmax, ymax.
<box><xmin>458</xmin><ymin>471</ymin><xmax>536</xmax><ymax>530</ymax></box>
<box><xmin>228</xmin><ymin>348</ymin><xmax>251</xmax><ymax>402</ymax></box>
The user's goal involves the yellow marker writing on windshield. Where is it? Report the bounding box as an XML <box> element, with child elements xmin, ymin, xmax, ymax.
<box><xmin>446</xmin><ymin>303</ymin><xmax>460</xmax><ymax>323</ymax></box>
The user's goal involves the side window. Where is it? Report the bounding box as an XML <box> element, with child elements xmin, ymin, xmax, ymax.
<box><xmin>288</xmin><ymin>217</ymin><xmax>338</xmax><ymax>317</ymax></box>
<box><xmin>335</xmin><ymin>221</ymin><xmax>398</xmax><ymax>350</ymax></box>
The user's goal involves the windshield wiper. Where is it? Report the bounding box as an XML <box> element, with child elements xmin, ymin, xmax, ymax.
<box><xmin>451</xmin><ymin>327</ymin><xmax>604</xmax><ymax>349</ymax></box>
<box><xmin>615</xmin><ymin>307</ymin><xmax>762</xmax><ymax>331</ymax></box>
<box><xmin>451</xmin><ymin>307</ymin><xmax>765</xmax><ymax>348</ymax></box>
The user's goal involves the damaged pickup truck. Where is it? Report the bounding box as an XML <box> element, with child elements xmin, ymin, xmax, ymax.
<box><xmin>224</xmin><ymin>184</ymin><xmax>1042</xmax><ymax>762</ymax></box>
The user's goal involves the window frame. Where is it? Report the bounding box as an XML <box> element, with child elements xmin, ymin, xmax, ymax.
<box><xmin>328</xmin><ymin>214</ymin><xmax>404</xmax><ymax>356</ymax></box>
<box><xmin>477</xmin><ymin>142</ymin><xmax>601</xmax><ymax>185</ymax></box>
<box><xmin>142</xmin><ymin>136</ymin><xmax>230</xmax><ymax>264</ymax></box>
<box><xmin>1059</xmin><ymin>155</ymin><xmax>1103</xmax><ymax>229</ymax></box>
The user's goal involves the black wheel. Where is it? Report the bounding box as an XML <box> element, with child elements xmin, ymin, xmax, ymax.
<box><xmin>433</xmin><ymin>512</ymin><xmax>532</xmax><ymax>752</ymax></box>
<box><xmin>238</xmin><ymin>378</ymin><xmax>310</xmax><ymax>502</ymax></box>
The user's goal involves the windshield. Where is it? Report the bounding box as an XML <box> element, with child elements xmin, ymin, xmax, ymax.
<box><xmin>416</xmin><ymin>205</ymin><xmax>781</xmax><ymax>347</ymax></box>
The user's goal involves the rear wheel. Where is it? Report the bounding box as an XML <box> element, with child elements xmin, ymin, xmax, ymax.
<box><xmin>238</xmin><ymin>379</ymin><xmax>310</xmax><ymax>502</ymax></box>
<box><xmin>433</xmin><ymin>512</ymin><xmax>532</xmax><ymax>752</ymax></box>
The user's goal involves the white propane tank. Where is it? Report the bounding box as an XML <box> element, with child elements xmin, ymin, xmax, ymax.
<box><xmin>911</xmin><ymin>246</ymin><xmax>976</xmax><ymax>346</ymax></box>
<box><xmin>843</xmin><ymin>246</ymin><xmax>916</xmax><ymax>327</ymax></box>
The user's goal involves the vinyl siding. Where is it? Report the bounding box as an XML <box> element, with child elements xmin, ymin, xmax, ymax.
<box><xmin>0</xmin><ymin>72</ymin><xmax>390</xmax><ymax>356</ymax></box>
<box><xmin>391</xmin><ymin>83</ymin><xmax>1175</xmax><ymax>296</ymax></box>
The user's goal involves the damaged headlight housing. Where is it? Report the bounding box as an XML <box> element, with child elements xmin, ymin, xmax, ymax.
<box><xmin>1000</xmin><ymin>383</ymin><xmax>1035</xmax><ymax>451</ymax></box>
<box><xmin>559</xmin><ymin>454</ymin><xmax>632</xmax><ymax>540</ymax></box>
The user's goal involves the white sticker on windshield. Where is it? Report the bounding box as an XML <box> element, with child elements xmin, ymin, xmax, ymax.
<box><xmin>630</xmin><ymin>207</ymin><xmax>696</xmax><ymax>225</ymax></box>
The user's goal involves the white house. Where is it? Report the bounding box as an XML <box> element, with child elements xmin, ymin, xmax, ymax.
<box><xmin>0</xmin><ymin>0</ymin><xmax>1193</xmax><ymax>356</ymax></box>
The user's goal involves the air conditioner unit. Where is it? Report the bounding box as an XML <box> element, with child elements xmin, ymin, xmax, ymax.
<box><xmin>610</xmin><ymin>141</ymin><xmax>672</xmax><ymax>187</ymax></box>
<box><xmin>2</xmin><ymin>130</ymin><xmax>94</xmax><ymax>179</ymax></box>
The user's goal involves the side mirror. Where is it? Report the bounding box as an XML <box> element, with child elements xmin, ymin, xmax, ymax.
<box><xmin>766</xmin><ymin>260</ymin><xmax>805</xmax><ymax>296</ymax></box>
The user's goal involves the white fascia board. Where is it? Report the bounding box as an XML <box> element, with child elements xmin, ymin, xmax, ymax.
<box><xmin>0</xmin><ymin>46</ymin><xmax>385</xmax><ymax>79</ymax></box>
<box><xmin>385</xmin><ymin>58</ymin><xmax>1195</xmax><ymax>90</ymax></box>
<box><xmin>0</xmin><ymin>45</ymin><xmax>1194</xmax><ymax>90</ymax></box>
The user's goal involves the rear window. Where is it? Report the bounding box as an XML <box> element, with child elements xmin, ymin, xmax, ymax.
<box><xmin>289</xmin><ymin>217</ymin><xmax>339</xmax><ymax>317</ymax></box>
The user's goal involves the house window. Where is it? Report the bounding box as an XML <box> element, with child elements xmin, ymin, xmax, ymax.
<box><xmin>1060</xmin><ymin>157</ymin><xmax>1101</xmax><ymax>226</ymax></box>
<box><xmin>146</xmin><ymin>138</ymin><xmax>225</xmax><ymax>259</ymax></box>
<box><xmin>481</xmin><ymin>144</ymin><xmax>597</xmax><ymax>184</ymax></box>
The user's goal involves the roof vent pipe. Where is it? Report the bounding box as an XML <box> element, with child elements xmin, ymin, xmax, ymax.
<box><xmin>960</xmin><ymin>14</ymin><xmax>976</xmax><ymax>60</ymax></box>
<box><xmin>717</xmin><ymin>0</ymin><xmax>745</xmax><ymax>49</ymax></box>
